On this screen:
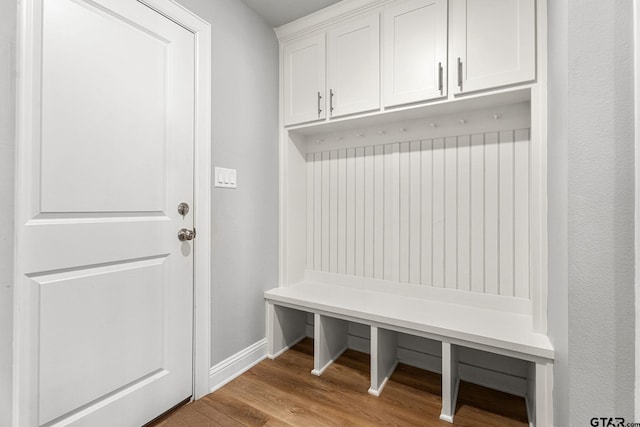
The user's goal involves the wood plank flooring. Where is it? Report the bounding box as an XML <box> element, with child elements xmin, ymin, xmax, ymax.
<box><xmin>150</xmin><ymin>338</ymin><xmax>528</xmax><ymax>426</ymax></box>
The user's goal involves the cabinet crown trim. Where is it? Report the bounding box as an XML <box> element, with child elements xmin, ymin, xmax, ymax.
<box><xmin>275</xmin><ymin>0</ymin><xmax>393</xmax><ymax>41</ymax></box>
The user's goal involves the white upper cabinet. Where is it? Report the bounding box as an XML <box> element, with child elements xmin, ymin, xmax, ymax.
<box><xmin>283</xmin><ymin>33</ymin><xmax>326</xmax><ymax>126</ymax></box>
<box><xmin>383</xmin><ymin>0</ymin><xmax>448</xmax><ymax>107</ymax></box>
<box><xmin>451</xmin><ymin>0</ymin><xmax>535</xmax><ymax>94</ymax></box>
<box><xmin>328</xmin><ymin>14</ymin><xmax>380</xmax><ymax>118</ymax></box>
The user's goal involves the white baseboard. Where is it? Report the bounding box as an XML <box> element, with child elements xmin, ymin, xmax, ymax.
<box><xmin>209</xmin><ymin>338</ymin><xmax>267</xmax><ymax>393</ymax></box>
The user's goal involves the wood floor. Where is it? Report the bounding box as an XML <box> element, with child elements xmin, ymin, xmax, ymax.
<box><xmin>150</xmin><ymin>338</ymin><xmax>528</xmax><ymax>426</ymax></box>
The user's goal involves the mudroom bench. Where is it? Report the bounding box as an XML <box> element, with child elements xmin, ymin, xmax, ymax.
<box><xmin>264</xmin><ymin>274</ymin><xmax>554</xmax><ymax>426</ymax></box>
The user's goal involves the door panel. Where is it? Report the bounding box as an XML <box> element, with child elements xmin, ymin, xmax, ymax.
<box><xmin>328</xmin><ymin>14</ymin><xmax>380</xmax><ymax>118</ymax></box>
<box><xmin>40</xmin><ymin>0</ymin><xmax>168</xmax><ymax>213</ymax></box>
<box><xmin>23</xmin><ymin>0</ymin><xmax>195</xmax><ymax>424</ymax></box>
<box><xmin>383</xmin><ymin>0</ymin><xmax>448</xmax><ymax>107</ymax></box>
<box><xmin>283</xmin><ymin>33</ymin><xmax>326</xmax><ymax>126</ymax></box>
<box><xmin>38</xmin><ymin>258</ymin><xmax>166</xmax><ymax>423</ymax></box>
<box><xmin>452</xmin><ymin>0</ymin><xmax>535</xmax><ymax>94</ymax></box>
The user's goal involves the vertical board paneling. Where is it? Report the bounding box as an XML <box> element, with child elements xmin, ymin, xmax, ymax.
<box><xmin>321</xmin><ymin>151</ymin><xmax>330</xmax><ymax>271</ymax></box>
<box><xmin>470</xmin><ymin>134</ymin><xmax>485</xmax><ymax>293</ymax></box>
<box><xmin>373</xmin><ymin>145</ymin><xmax>385</xmax><ymax>279</ymax></box>
<box><xmin>409</xmin><ymin>141</ymin><xmax>422</xmax><ymax>284</ymax></box>
<box><xmin>457</xmin><ymin>135</ymin><xmax>471</xmax><ymax>292</ymax></box>
<box><xmin>346</xmin><ymin>148</ymin><xmax>356</xmax><ymax>275</ymax></box>
<box><xmin>399</xmin><ymin>142</ymin><xmax>410</xmax><ymax>283</ymax></box>
<box><xmin>514</xmin><ymin>129</ymin><xmax>530</xmax><ymax>298</ymax></box>
<box><xmin>364</xmin><ymin>146</ymin><xmax>375</xmax><ymax>277</ymax></box>
<box><xmin>384</xmin><ymin>143</ymin><xmax>400</xmax><ymax>281</ymax></box>
<box><xmin>313</xmin><ymin>152</ymin><xmax>322</xmax><ymax>270</ymax></box>
<box><xmin>307</xmin><ymin>153</ymin><xmax>314</xmax><ymax>270</ymax></box>
<box><xmin>444</xmin><ymin>137</ymin><xmax>457</xmax><ymax>289</ymax></box>
<box><xmin>355</xmin><ymin>147</ymin><xmax>365</xmax><ymax>276</ymax></box>
<box><xmin>337</xmin><ymin>149</ymin><xmax>347</xmax><ymax>274</ymax></box>
<box><xmin>329</xmin><ymin>150</ymin><xmax>339</xmax><ymax>273</ymax></box>
<box><xmin>304</xmin><ymin>128</ymin><xmax>531</xmax><ymax>300</ymax></box>
<box><xmin>484</xmin><ymin>132</ymin><xmax>499</xmax><ymax>295</ymax></box>
<box><xmin>499</xmin><ymin>131</ymin><xmax>514</xmax><ymax>296</ymax></box>
<box><xmin>432</xmin><ymin>138</ymin><xmax>445</xmax><ymax>287</ymax></box>
<box><xmin>421</xmin><ymin>140</ymin><xmax>433</xmax><ymax>286</ymax></box>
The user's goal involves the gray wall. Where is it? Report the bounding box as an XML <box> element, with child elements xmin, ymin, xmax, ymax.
<box><xmin>173</xmin><ymin>0</ymin><xmax>280</xmax><ymax>366</ymax></box>
<box><xmin>0</xmin><ymin>0</ymin><xmax>16</xmax><ymax>425</ymax></box>
<box><xmin>547</xmin><ymin>0</ymin><xmax>635</xmax><ymax>425</ymax></box>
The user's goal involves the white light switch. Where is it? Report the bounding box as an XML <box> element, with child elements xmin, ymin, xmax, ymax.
<box><xmin>214</xmin><ymin>167</ymin><xmax>237</xmax><ymax>189</ymax></box>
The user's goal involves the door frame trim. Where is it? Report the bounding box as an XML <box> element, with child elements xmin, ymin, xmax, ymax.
<box><xmin>12</xmin><ymin>0</ymin><xmax>212</xmax><ymax>424</ymax></box>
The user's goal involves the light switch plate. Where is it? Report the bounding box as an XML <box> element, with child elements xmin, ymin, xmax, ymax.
<box><xmin>214</xmin><ymin>167</ymin><xmax>237</xmax><ymax>189</ymax></box>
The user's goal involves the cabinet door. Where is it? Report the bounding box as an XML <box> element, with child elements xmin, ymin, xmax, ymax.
<box><xmin>452</xmin><ymin>0</ymin><xmax>535</xmax><ymax>94</ymax></box>
<box><xmin>383</xmin><ymin>0</ymin><xmax>448</xmax><ymax>107</ymax></box>
<box><xmin>328</xmin><ymin>14</ymin><xmax>380</xmax><ymax>118</ymax></box>
<box><xmin>283</xmin><ymin>33</ymin><xmax>326</xmax><ymax>126</ymax></box>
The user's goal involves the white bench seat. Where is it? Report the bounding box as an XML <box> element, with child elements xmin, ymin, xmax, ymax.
<box><xmin>265</xmin><ymin>281</ymin><xmax>553</xmax><ymax>361</ymax></box>
<box><xmin>264</xmin><ymin>280</ymin><xmax>554</xmax><ymax>426</ymax></box>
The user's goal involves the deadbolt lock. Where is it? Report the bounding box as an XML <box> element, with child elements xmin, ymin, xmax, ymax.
<box><xmin>177</xmin><ymin>202</ymin><xmax>190</xmax><ymax>216</ymax></box>
<box><xmin>178</xmin><ymin>228</ymin><xmax>196</xmax><ymax>241</ymax></box>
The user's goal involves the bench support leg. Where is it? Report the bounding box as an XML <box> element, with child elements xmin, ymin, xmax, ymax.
<box><xmin>369</xmin><ymin>326</ymin><xmax>398</xmax><ymax>396</ymax></box>
<box><xmin>526</xmin><ymin>361</ymin><xmax>553</xmax><ymax>427</ymax></box>
<box><xmin>266</xmin><ymin>303</ymin><xmax>307</xmax><ymax>359</ymax></box>
<box><xmin>440</xmin><ymin>342</ymin><xmax>460</xmax><ymax>423</ymax></box>
<box><xmin>312</xmin><ymin>314</ymin><xmax>348</xmax><ymax>376</ymax></box>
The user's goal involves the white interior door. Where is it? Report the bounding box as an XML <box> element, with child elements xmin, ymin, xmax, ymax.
<box><xmin>18</xmin><ymin>0</ymin><xmax>195</xmax><ymax>425</ymax></box>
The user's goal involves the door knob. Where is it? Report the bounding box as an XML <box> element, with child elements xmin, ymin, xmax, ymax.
<box><xmin>178</xmin><ymin>228</ymin><xmax>196</xmax><ymax>241</ymax></box>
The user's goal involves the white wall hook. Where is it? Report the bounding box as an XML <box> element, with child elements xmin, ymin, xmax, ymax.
<box><xmin>335</xmin><ymin>136</ymin><xmax>343</xmax><ymax>141</ymax></box>
<box><xmin>493</xmin><ymin>114</ymin><xmax>501</xmax><ymax>120</ymax></box>
<box><xmin>315</xmin><ymin>139</ymin><xmax>324</xmax><ymax>143</ymax></box>
<box><xmin>378</xmin><ymin>130</ymin><xmax>386</xmax><ymax>135</ymax></box>
<box><xmin>430</xmin><ymin>123</ymin><xmax>437</xmax><ymax>128</ymax></box>
<box><xmin>356</xmin><ymin>133</ymin><xmax>364</xmax><ymax>138</ymax></box>
<box><xmin>399</xmin><ymin>128</ymin><xmax>406</xmax><ymax>132</ymax></box>
<box><xmin>459</xmin><ymin>119</ymin><xmax>466</xmax><ymax>125</ymax></box>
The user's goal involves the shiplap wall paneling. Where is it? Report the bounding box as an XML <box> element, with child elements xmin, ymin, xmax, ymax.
<box><xmin>346</xmin><ymin>148</ymin><xmax>356</xmax><ymax>275</ymax></box>
<box><xmin>364</xmin><ymin>146</ymin><xmax>375</xmax><ymax>278</ymax></box>
<box><xmin>469</xmin><ymin>134</ymin><xmax>485</xmax><ymax>293</ymax></box>
<box><xmin>432</xmin><ymin>138</ymin><xmax>445</xmax><ymax>288</ymax></box>
<box><xmin>409</xmin><ymin>141</ymin><xmax>422</xmax><ymax>284</ymax></box>
<box><xmin>457</xmin><ymin>135</ymin><xmax>471</xmax><ymax>292</ymax></box>
<box><xmin>499</xmin><ymin>131</ymin><xmax>515</xmax><ymax>297</ymax></box>
<box><xmin>444</xmin><ymin>136</ymin><xmax>458</xmax><ymax>290</ymax></box>
<box><xmin>338</xmin><ymin>149</ymin><xmax>347</xmax><ymax>274</ymax></box>
<box><xmin>322</xmin><ymin>151</ymin><xmax>330</xmax><ymax>272</ymax></box>
<box><xmin>384</xmin><ymin>143</ymin><xmax>400</xmax><ymax>282</ymax></box>
<box><xmin>307</xmin><ymin>153</ymin><xmax>314</xmax><ymax>270</ymax></box>
<box><xmin>373</xmin><ymin>145</ymin><xmax>384</xmax><ymax>279</ymax></box>
<box><xmin>484</xmin><ymin>132</ymin><xmax>500</xmax><ymax>295</ymax></box>
<box><xmin>399</xmin><ymin>142</ymin><xmax>410</xmax><ymax>284</ymax></box>
<box><xmin>355</xmin><ymin>147</ymin><xmax>365</xmax><ymax>277</ymax></box>
<box><xmin>514</xmin><ymin>129</ymin><xmax>530</xmax><ymax>299</ymax></box>
<box><xmin>329</xmin><ymin>150</ymin><xmax>338</xmax><ymax>273</ymax></box>
<box><xmin>305</xmin><ymin>128</ymin><xmax>531</xmax><ymax>298</ymax></box>
<box><xmin>420</xmin><ymin>140</ymin><xmax>433</xmax><ymax>287</ymax></box>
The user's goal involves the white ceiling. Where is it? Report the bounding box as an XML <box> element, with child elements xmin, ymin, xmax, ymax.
<box><xmin>241</xmin><ymin>0</ymin><xmax>342</xmax><ymax>27</ymax></box>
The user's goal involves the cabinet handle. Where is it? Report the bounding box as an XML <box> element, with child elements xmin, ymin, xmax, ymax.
<box><xmin>438</xmin><ymin>62</ymin><xmax>443</xmax><ymax>95</ymax></box>
<box><xmin>330</xmin><ymin>89</ymin><xmax>334</xmax><ymax>114</ymax></box>
<box><xmin>317</xmin><ymin>91</ymin><xmax>322</xmax><ymax>117</ymax></box>
<box><xmin>457</xmin><ymin>57</ymin><xmax>463</xmax><ymax>90</ymax></box>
